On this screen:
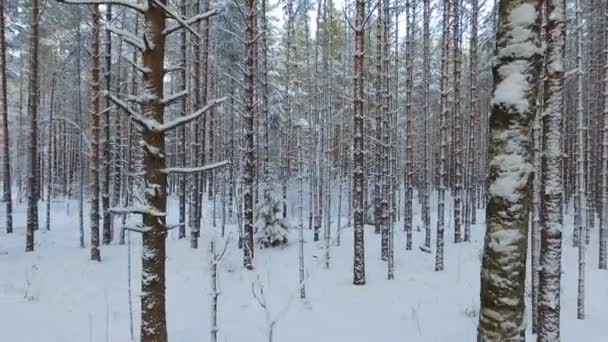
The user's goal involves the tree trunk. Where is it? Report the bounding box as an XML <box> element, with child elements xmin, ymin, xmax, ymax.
<box><xmin>26</xmin><ymin>0</ymin><xmax>40</xmax><ymax>251</ymax></box>
<box><xmin>537</xmin><ymin>0</ymin><xmax>564</xmax><ymax>339</ymax></box>
<box><xmin>352</xmin><ymin>0</ymin><xmax>366</xmax><ymax>286</ymax></box>
<box><xmin>0</xmin><ymin>0</ymin><xmax>13</xmax><ymax>234</ymax></box>
<box><xmin>477</xmin><ymin>0</ymin><xmax>541</xmax><ymax>339</ymax></box>
<box><xmin>90</xmin><ymin>5</ymin><xmax>102</xmax><ymax>262</ymax></box>
<box><xmin>243</xmin><ymin>0</ymin><xmax>257</xmax><ymax>270</ymax></box>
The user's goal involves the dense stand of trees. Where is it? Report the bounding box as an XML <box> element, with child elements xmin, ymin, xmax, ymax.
<box><xmin>0</xmin><ymin>0</ymin><xmax>606</xmax><ymax>340</ymax></box>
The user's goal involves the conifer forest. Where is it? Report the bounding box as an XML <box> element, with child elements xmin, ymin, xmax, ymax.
<box><xmin>1</xmin><ymin>0</ymin><xmax>607</xmax><ymax>340</ymax></box>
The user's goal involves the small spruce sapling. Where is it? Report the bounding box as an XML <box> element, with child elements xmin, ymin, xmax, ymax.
<box><xmin>254</xmin><ymin>183</ymin><xmax>289</xmax><ymax>247</ymax></box>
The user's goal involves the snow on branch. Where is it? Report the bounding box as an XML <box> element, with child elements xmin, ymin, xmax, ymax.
<box><xmin>122</xmin><ymin>224</ymin><xmax>153</xmax><ymax>234</ymax></box>
<box><xmin>152</xmin><ymin>0</ymin><xmax>200</xmax><ymax>38</ymax></box>
<box><xmin>110</xmin><ymin>206</ymin><xmax>166</xmax><ymax>217</ymax></box>
<box><xmin>162</xmin><ymin>160</ymin><xmax>229</xmax><ymax>174</ymax></box>
<box><xmin>163</xmin><ymin>8</ymin><xmax>221</xmax><ymax>36</ymax></box>
<box><xmin>161</xmin><ymin>89</ymin><xmax>189</xmax><ymax>106</ymax></box>
<box><xmin>55</xmin><ymin>0</ymin><xmax>147</xmax><ymax>12</ymax></box>
<box><xmin>105</xmin><ymin>92</ymin><xmax>154</xmax><ymax>131</ymax></box>
<box><xmin>163</xmin><ymin>65</ymin><xmax>183</xmax><ymax>74</ymax></box>
<box><xmin>121</xmin><ymin>55</ymin><xmax>150</xmax><ymax>74</ymax></box>
<box><xmin>157</xmin><ymin>97</ymin><xmax>227</xmax><ymax>132</ymax></box>
<box><xmin>106</xmin><ymin>25</ymin><xmax>145</xmax><ymax>50</ymax></box>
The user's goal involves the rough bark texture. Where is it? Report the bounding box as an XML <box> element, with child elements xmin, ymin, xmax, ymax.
<box><xmin>477</xmin><ymin>0</ymin><xmax>541</xmax><ymax>339</ymax></box>
<box><xmin>139</xmin><ymin>2</ymin><xmax>168</xmax><ymax>340</ymax></box>
<box><xmin>90</xmin><ymin>6</ymin><xmax>102</xmax><ymax>262</ymax></box>
<box><xmin>26</xmin><ymin>0</ymin><xmax>40</xmax><ymax>251</ymax></box>
<box><xmin>537</xmin><ymin>0</ymin><xmax>564</xmax><ymax>339</ymax></box>
<box><xmin>102</xmin><ymin>5</ymin><xmax>112</xmax><ymax>245</ymax></box>
<box><xmin>352</xmin><ymin>0</ymin><xmax>366</xmax><ymax>286</ymax></box>
<box><xmin>242</xmin><ymin>0</ymin><xmax>257</xmax><ymax>271</ymax></box>
<box><xmin>436</xmin><ymin>0</ymin><xmax>450</xmax><ymax>271</ymax></box>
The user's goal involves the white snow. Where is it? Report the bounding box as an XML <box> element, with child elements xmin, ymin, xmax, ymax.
<box><xmin>0</xmin><ymin>191</ymin><xmax>607</xmax><ymax>341</ymax></box>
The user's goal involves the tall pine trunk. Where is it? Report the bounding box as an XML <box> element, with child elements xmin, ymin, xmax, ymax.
<box><xmin>477</xmin><ymin>0</ymin><xmax>541</xmax><ymax>339</ymax></box>
<box><xmin>0</xmin><ymin>0</ymin><xmax>12</xmax><ymax>234</ymax></box>
<box><xmin>537</xmin><ymin>0</ymin><xmax>565</xmax><ymax>339</ymax></box>
<box><xmin>90</xmin><ymin>5</ymin><xmax>102</xmax><ymax>262</ymax></box>
<box><xmin>26</xmin><ymin>0</ymin><xmax>40</xmax><ymax>251</ymax></box>
<box><xmin>352</xmin><ymin>0</ymin><xmax>366</xmax><ymax>286</ymax></box>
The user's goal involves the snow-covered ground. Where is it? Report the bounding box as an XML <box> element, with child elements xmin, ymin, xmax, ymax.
<box><xmin>0</xmin><ymin>195</ymin><xmax>607</xmax><ymax>342</ymax></box>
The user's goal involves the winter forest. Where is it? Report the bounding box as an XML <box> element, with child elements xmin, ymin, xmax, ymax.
<box><xmin>0</xmin><ymin>0</ymin><xmax>607</xmax><ymax>340</ymax></box>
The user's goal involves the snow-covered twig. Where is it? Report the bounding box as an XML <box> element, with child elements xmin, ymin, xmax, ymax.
<box><xmin>157</xmin><ymin>97</ymin><xmax>227</xmax><ymax>132</ymax></box>
<box><xmin>105</xmin><ymin>92</ymin><xmax>153</xmax><ymax>130</ymax></box>
<box><xmin>120</xmin><ymin>55</ymin><xmax>150</xmax><ymax>74</ymax></box>
<box><xmin>161</xmin><ymin>89</ymin><xmax>188</xmax><ymax>106</ymax></box>
<box><xmin>152</xmin><ymin>0</ymin><xmax>200</xmax><ymax>38</ymax></box>
<box><xmin>105</xmin><ymin>25</ymin><xmax>145</xmax><ymax>50</ymax></box>
<box><xmin>163</xmin><ymin>64</ymin><xmax>183</xmax><ymax>74</ymax></box>
<box><xmin>162</xmin><ymin>160</ymin><xmax>230</xmax><ymax>174</ymax></box>
<box><xmin>163</xmin><ymin>8</ymin><xmax>221</xmax><ymax>36</ymax></box>
<box><xmin>122</xmin><ymin>224</ymin><xmax>153</xmax><ymax>234</ymax></box>
<box><xmin>110</xmin><ymin>206</ymin><xmax>166</xmax><ymax>217</ymax></box>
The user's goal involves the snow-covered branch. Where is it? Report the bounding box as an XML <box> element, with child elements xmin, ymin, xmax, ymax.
<box><xmin>157</xmin><ymin>97</ymin><xmax>227</xmax><ymax>132</ymax></box>
<box><xmin>152</xmin><ymin>0</ymin><xmax>200</xmax><ymax>38</ymax></box>
<box><xmin>110</xmin><ymin>206</ymin><xmax>166</xmax><ymax>217</ymax></box>
<box><xmin>121</xmin><ymin>55</ymin><xmax>151</xmax><ymax>74</ymax></box>
<box><xmin>106</xmin><ymin>25</ymin><xmax>145</xmax><ymax>50</ymax></box>
<box><xmin>162</xmin><ymin>160</ymin><xmax>229</xmax><ymax>174</ymax></box>
<box><xmin>161</xmin><ymin>90</ymin><xmax>188</xmax><ymax>106</ymax></box>
<box><xmin>163</xmin><ymin>9</ymin><xmax>221</xmax><ymax>36</ymax></box>
<box><xmin>122</xmin><ymin>224</ymin><xmax>153</xmax><ymax>234</ymax></box>
<box><xmin>105</xmin><ymin>92</ymin><xmax>153</xmax><ymax>131</ymax></box>
<box><xmin>55</xmin><ymin>0</ymin><xmax>147</xmax><ymax>13</ymax></box>
<box><xmin>163</xmin><ymin>65</ymin><xmax>183</xmax><ymax>74</ymax></box>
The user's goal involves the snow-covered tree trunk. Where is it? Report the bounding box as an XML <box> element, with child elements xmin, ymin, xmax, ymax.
<box><xmin>435</xmin><ymin>0</ymin><xmax>450</xmax><ymax>271</ymax></box>
<box><xmin>76</xmin><ymin>16</ymin><xmax>85</xmax><ymax>249</ymax></box>
<box><xmin>102</xmin><ymin>5</ymin><xmax>113</xmax><ymax>245</ymax></box>
<box><xmin>90</xmin><ymin>5</ymin><xmax>102</xmax><ymax>262</ymax></box>
<box><xmin>422</xmin><ymin>0</ymin><xmax>431</xmax><ymax>249</ymax></box>
<box><xmin>574</xmin><ymin>0</ymin><xmax>585</xmax><ymax>320</ymax></box>
<box><xmin>477</xmin><ymin>0</ymin><xmax>541</xmax><ymax>339</ymax></box>
<box><xmin>178</xmin><ymin>0</ymin><xmax>188</xmax><ymax>239</ymax></box>
<box><xmin>296</xmin><ymin>121</ymin><xmax>306</xmax><ymax>298</ymax></box>
<box><xmin>243</xmin><ymin>0</ymin><xmax>257</xmax><ymax>270</ymax></box>
<box><xmin>45</xmin><ymin>74</ymin><xmax>57</xmax><ymax>232</ymax></box>
<box><xmin>452</xmin><ymin>0</ymin><xmax>463</xmax><ymax>244</ymax></box>
<box><xmin>537</xmin><ymin>0</ymin><xmax>564</xmax><ymax>339</ymax></box>
<box><xmin>403</xmin><ymin>0</ymin><xmax>414</xmax><ymax>251</ymax></box>
<box><xmin>601</xmin><ymin>0</ymin><xmax>608</xmax><ymax>271</ymax></box>
<box><xmin>464</xmin><ymin>0</ymin><xmax>479</xmax><ymax>242</ymax></box>
<box><xmin>0</xmin><ymin>0</ymin><xmax>13</xmax><ymax>235</ymax></box>
<box><xmin>352</xmin><ymin>0</ymin><xmax>366</xmax><ymax>286</ymax></box>
<box><xmin>26</xmin><ymin>0</ymin><xmax>40</xmax><ymax>251</ymax></box>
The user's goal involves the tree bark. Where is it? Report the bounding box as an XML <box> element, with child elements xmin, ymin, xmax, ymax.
<box><xmin>477</xmin><ymin>0</ymin><xmax>542</xmax><ymax>339</ymax></box>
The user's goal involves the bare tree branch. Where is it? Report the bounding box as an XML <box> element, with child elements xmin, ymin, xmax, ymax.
<box><xmin>55</xmin><ymin>0</ymin><xmax>147</xmax><ymax>13</ymax></box>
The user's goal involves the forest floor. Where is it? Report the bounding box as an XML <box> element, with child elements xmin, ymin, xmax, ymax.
<box><xmin>0</xmin><ymin>196</ymin><xmax>607</xmax><ymax>342</ymax></box>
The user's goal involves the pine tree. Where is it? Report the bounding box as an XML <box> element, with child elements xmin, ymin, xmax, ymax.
<box><xmin>477</xmin><ymin>0</ymin><xmax>542</xmax><ymax>339</ymax></box>
<box><xmin>243</xmin><ymin>0</ymin><xmax>258</xmax><ymax>270</ymax></box>
<box><xmin>0</xmin><ymin>0</ymin><xmax>12</xmax><ymax>235</ymax></box>
<box><xmin>352</xmin><ymin>0</ymin><xmax>366</xmax><ymax>286</ymax></box>
<box><xmin>90</xmin><ymin>5</ymin><xmax>102</xmax><ymax>262</ymax></box>
<box><xmin>537</xmin><ymin>0</ymin><xmax>565</xmax><ymax>339</ymax></box>
<box><xmin>26</xmin><ymin>0</ymin><xmax>41</xmax><ymax>252</ymax></box>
